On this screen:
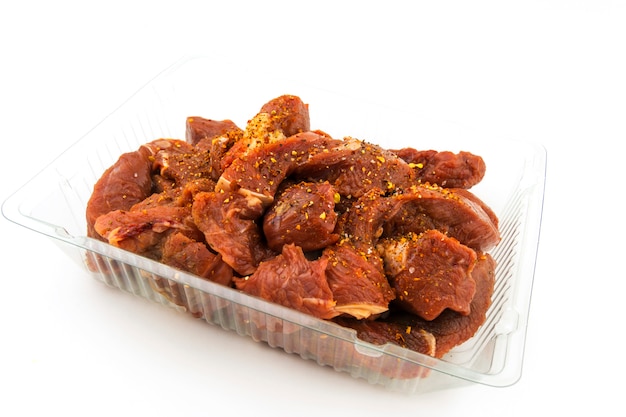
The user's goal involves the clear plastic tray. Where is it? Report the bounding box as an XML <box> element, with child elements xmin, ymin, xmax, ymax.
<box><xmin>2</xmin><ymin>56</ymin><xmax>546</xmax><ymax>393</ymax></box>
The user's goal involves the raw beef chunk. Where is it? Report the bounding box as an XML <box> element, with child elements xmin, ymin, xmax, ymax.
<box><xmin>192</xmin><ymin>190</ymin><xmax>276</xmax><ymax>276</ymax></box>
<box><xmin>295</xmin><ymin>137</ymin><xmax>416</xmax><ymax>199</ymax></box>
<box><xmin>94</xmin><ymin>206</ymin><xmax>201</xmax><ymax>260</ymax></box>
<box><xmin>383</xmin><ymin>184</ymin><xmax>500</xmax><ymax>252</ymax></box>
<box><xmin>185</xmin><ymin>117</ymin><xmax>243</xmax><ymax>180</ymax></box>
<box><xmin>86</xmin><ymin>145</ymin><xmax>153</xmax><ymax>239</ymax></box>
<box><xmin>323</xmin><ymin>243</ymin><xmax>395</xmax><ymax>319</ymax></box>
<box><xmin>263</xmin><ymin>181</ymin><xmax>340</xmax><ymax>252</ymax></box>
<box><xmin>332</xmin><ymin>317</ymin><xmax>436</xmax><ymax>356</ymax></box>
<box><xmin>147</xmin><ymin>139</ymin><xmax>214</xmax><ymax>189</ymax></box>
<box><xmin>392</xmin><ymin>148</ymin><xmax>486</xmax><ymax>189</ymax></box>
<box><xmin>185</xmin><ymin>117</ymin><xmax>242</xmax><ymax>147</ymax></box>
<box><xmin>378</xmin><ymin>230</ymin><xmax>477</xmax><ymax>321</ymax></box>
<box><xmin>161</xmin><ymin>232</ymin><xmax>233</xmax><ymax>286</ymax></box>
<box><xmin>258</xmin><ymin>94</ymin><xmax>310</xmax><ymax>138</ymax></box>
<box><xmin>234</xmin><ymin>244</ymin><xmax>337</xmax><ymax>320</ymax></box>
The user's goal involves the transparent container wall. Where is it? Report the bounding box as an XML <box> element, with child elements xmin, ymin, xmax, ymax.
<box><xmin>2</xmin><ymin>56</ymin><xmax>546</xmax><ymax>393</ymax></box>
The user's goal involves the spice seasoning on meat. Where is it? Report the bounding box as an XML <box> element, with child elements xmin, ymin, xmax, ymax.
<box><xmin>87</xmin><ymin>94</ymin><xmax>499</xmax><ymax>360</ymax></box>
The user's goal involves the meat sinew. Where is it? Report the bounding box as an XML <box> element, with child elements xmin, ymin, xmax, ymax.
<box><xmin>87</xmin><ymin>94</ymin><xmax>501</xmax><ymax>362</ymax></box>
<box><xmin>216</xmin><ymin>130</ymin><xmax>340</xmax><ymax>207</ymax></box>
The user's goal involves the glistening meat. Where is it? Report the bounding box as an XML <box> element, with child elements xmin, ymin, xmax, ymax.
<box><xmin>87</xmin><ymin>94</ymin><xmax>501</xmax><ymax>361</ymax></box>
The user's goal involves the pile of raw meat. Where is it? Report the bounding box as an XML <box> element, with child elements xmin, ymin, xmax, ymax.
<box><xmin>86</xmin><ymin>95</ymin><xmax>500</xmax><ymax>359</ymax></box>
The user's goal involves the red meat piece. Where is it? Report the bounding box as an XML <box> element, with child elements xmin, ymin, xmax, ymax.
<box><xmin>323</xmin><ymin>243</ymin><xmax>395</xmax><ymax>319</ymax></box>
<box><xmin>392</xmin><ymin>148</ymin><xmax>486</xmax><ymax>189</ymax></box>
<box><xmin>191</xmin><ymin>190</ymin><xmax>276</xmax><ymax>276</ymax></box>
<box><xmin>185</xmin><ymin>117</ymin><xmax>243</xmax><ymax>180</ymax></box>
<box><xmin>216</xmin><ymin>131</ymin><xmax>340</xmax><ymax>207</ymax></box>
<box><xmin>383</xmin><ymin>184</ymin><xmax>501</xmax><ymax>252</ymax></box>
<box><xmin>86</xmin><ymin>145</ymin><xmax>153</xmax><ymax>239</ymax></box>
<box><xmin>379</xmin><ymin>230</ymin><xmax>477</xmax><ymax>321</ymax></box>
<box><xmin>185</xmin><ymin>117</ymin><xmax>242</xmax><ymax>146</ymax></box>
<box><xmin>161</xmin><ymin>232</ymin><xmax>233</xmax><ymax>286</ymax></box>
<box><xmin>336</xmin><ymin>253</ymin><xmax>496</xmax><ymax>359</ymax></box>
<box><xmin>234</xmin><ymin>244</ymin><xmax>337</xmax><ymax>320</ymax></box>
<box><xmin>295</xmin><ymin>137</ymin><xmax>416</xmax><ymax>199</ymax></box>
<box><xmin>263</xmin><ymin>181</ymin><xmax>340</xmax><ymax>252</ymax></box>
<box><xmin>93</xmin><ymin>206</ymin><xmax>201</xmax><ymax>260</ymax></box>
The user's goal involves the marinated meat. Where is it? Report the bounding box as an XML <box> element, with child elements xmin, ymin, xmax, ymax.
<box><xmin>93</xmin><ymin>206</ymin><xmax>201</xmax><ymax>260</ymax></box>
<box><xmin>335</xmin><ymin>253</ymin><xmax>496</xmax><ymax>358</ymax></box>
<box><xmin>86</xmin><ymin>145</ymin><xmax>153</xmax><ymax>239</ymax></box>
<box><xmin>378</xmin><ymin>230</ymin><xmax>477</xmax><ymax>321</ymax></box>
<box><xmin>258</xmin><ymin>94</ymin><xmax>310</xmax><ymax>138</ymax></box>
<box><xmin>185</xmin><ymin>117</ymin><xmax>242</xmax><ymax>147</ymax></box>
<box><xmin>191</xmin><ymin>190</ymin><xmax>276</xmax><ymax>276</ymax></box>
<box><xmin>87</xmin><ymin>94</ymin><xmax>501</xmax><ymax>362</ymax></box>
<box><xmin>263</xmin><ymin>181</ymin><xmax>340</xmax><ymax>252</ymax></box>
<box><xmin>234</xmin><ymin>244</ymin><xmax>337</xmax><ymax>320</ymax></box>
<box><xmin>392</xmin><ymin>148</ymin><xmax>486</xmax><ymax>189</ymax></box>
<box><xmin>323</xmin><ymin>243</ymin><xmax>395</xmax><ymax>319</ymax></box>
<box><xmin>185</xmin><ymin>117</ymin><xmax>243</xmax><ymax>180</ymax></box>
<box><xmin>337</xmin><ymin>189</ymin><xmax>400</xmax><ymax>244</ymax></box>
<box><xmin>383</xmin><ymin>184</ymin><xmax>500</xmax><ymax>252</ymax></box>
<box><xmin>129</xmin><ymin>178</ymin><xmax>215</xmax><ymax>214</ymax></box>
<box><xmin>216</xmin><ymin>130</ymin><xmax>340</xmax><ymax>207</ymax></box>
<box><xmin>316</xmin><ymin>190</ymin><xmax>399</xmax><ymax>319</ymax></box>
<box><xmin>240</xmin><ymin>94</ymin><xmax>310</xmax><ymax>150</ymax></box>
<box><xmin>295</xmin><ymin>137</ymin><xmax>416</xmax><ymax>199</ymax></box>
<box><xmin>220</xmin><ymin>95</ymin><xmax>310</xmax><ymax>170</ymax></box>
<box><xmin>388</xmin><ymin>253</ymin><xmax>496</xmax><ymax>357</ymax></box>
<box><xmin>423</xmin><ymin>253</ymin><xmax>496</xmax><ymax>356</ymax></box>
<box><xmin>161</xmin><ymin>232</ymin><xmax>233</xmax><ymax>286</ymax></box>
<box><xmin>146</xmin><ymin>139</ymin><xmax>215</xmax><ymax>189</ymax></box>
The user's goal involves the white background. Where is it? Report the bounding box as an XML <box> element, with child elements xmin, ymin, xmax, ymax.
<box><xmin>1</xmin><ymin>1</ymin><xmax>624</xmax><ymax>416</ymax></box>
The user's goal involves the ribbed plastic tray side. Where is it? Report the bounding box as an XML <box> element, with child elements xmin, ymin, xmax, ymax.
<box><xmin>80</xmin><ymin>246</ymin><xmax>456</xmax><ymax>393</ymax></box>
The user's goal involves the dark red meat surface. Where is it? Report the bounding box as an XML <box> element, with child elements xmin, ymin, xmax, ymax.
<box><xmin>323</xmin><ymin>242</ymin><xmax>396</xmax><ymax>319</ymax></box>
<box><xmin>234</xmin><ymin>244</ymin><xmax>336</xmax><ymax>319</ymax></box>
<box><xmin>263</xmin><ymin>181</ymin><xmax>340</xmax><ymax>252</ymax></box>
<box><xmin>295</xmin><ymin>137</ymin><xmax>416</xmax><ymax>199</ymax></box>
<box><xmin>383</xmin><ymin>184</ymin><xmax>500</xmax><ymax>252</ymax></box>
<box><xmin>192</xmin><ymin>190</ymin><xmax>275</xmax><ymax>276</ymax></box>
<box><xmin>86</xmin><ymin>146</ymin><xmax>153</xmax><ymax>239</ymax></box>
<box><xmin>161</xmin><ymin>232</ymin><xmax>233</xmax><ymax>286</ymax></box>
<box><xmin>392</xmin><ymin>148</ymin><xmax>486</xmax><ymax>189</ymax></box>
<box><xmin>185</xmin><ymin>117</ymin><xmax>243</xmax><ymax>180</ymax></box>
<box><xmin>379</xmin><ymin>229</ymin><xmax>477</xmax><ymax>321</ymax></box>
